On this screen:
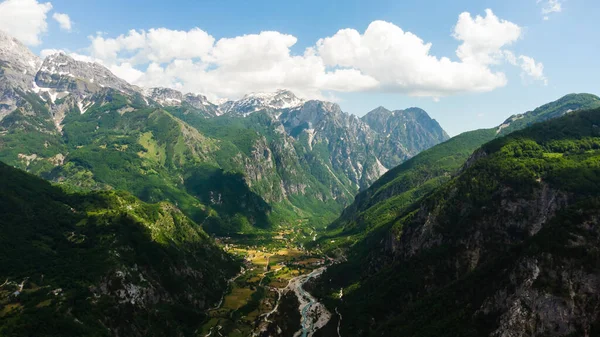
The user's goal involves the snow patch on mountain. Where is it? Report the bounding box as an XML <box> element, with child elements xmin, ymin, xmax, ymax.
<box><xmin>143</xmin><ymin>87</ymin><xmax>219</xmax><ymax>115</ymax></box>
<box><xmin>219</xmin><ymin>89</ymin><xmax>305</xmax><ymax>116</ymax></box>
<box><xmin>36</xmin><ymin>52</ymin><xmax>139</xmax><ymax>95</ymax></box>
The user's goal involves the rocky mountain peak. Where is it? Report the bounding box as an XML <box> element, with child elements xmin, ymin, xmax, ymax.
<box><xmin>399</xmin><ymin>107</ymin><xmax>428</xmax><ymax>116</ymax></box>
<box><xmin>0</xmin><ymin>30</ymin><xmax>41</xmax><ymax>77</ymax></box>
<box><xmin>36</xmin><ymin>52</ymin><xmax>139</xmax><ymax>95</ymax></box>
<box><xmin>144</xmin><ymin>87</ymin><xmax>184</xmax><ymax>106</ymax></box>
<box><xmin>183</xmin><ymin>92</ymin><xmax>217</xmax><ymax>110</ymax></box>
<box><xmin>220</xmin><ymin>89</ymin><xmax>305</xmax><ymax>115</ymax></box>
<box><xmin>0</xmin><ymin>30</ymin><xmax>42</xmax><ymax>93</ymax></box>
<box><xmin>280</xmin><ymin>99</ymin><xmax>346</xmax><ymax>129</ymax></box>
<box><xmin>305</xmin><ymin>99</ymin><xmax>342</xmax><ymax>114</ymax></box>
<box><xmin>0</xmin><ymin>31</ymin><xmax>43</xmax><ymax>119</ymax></box>
<box><xmin>366</xmin><ymin>106</ymin><xmax>393</xmax><ymax>116</ymax></box>
<box><xmin>144</xmin><ymin>87</ymin><xmax>218</xmax><ymax>113</ymax></box>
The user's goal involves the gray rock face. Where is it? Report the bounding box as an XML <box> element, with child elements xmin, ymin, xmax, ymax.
<box><xmin>0</xmin><ymin>30</ymin><xmax>42</xmax><ymax>120</ymax></box>
<box><xmin>144</xmin><ymin>87</ymin><xmax>184</xmax><ymax>105</ymax></box>
<box><xmin>144</xmin><ymin>87</ymin><xmax>219</xmax><ymax>115</ymax></box>
<box><xmin>184</xmin><ymin>92</ymin><xmax>217</xmax><ymax>111</ymax></box>
<box><xmin>275</xmin><ymin>100</ymin><xmax>449</xmax><ymax>188</ymax></box>
<box><xmin>36</xmin><ymin>52</ymin><xmax>140</xmax><ymax>95</ymax></box>
<box><xmin>0</xmin><ymin>30</ymin><xmax>41</xmax><ymax>84</ymax></box>
<box><xmin>218</xmin><ymin>89</ymin><xmax>304</xmax><ymax>115</ymax></box>
<box><xmin>395</xmin><ymin>182</ymin><xmax>569</xmax><ymax>262</ymax></box>
<box><xmin>280</xmin><ymin>100</ymin><xmax>385</xmax><ymax>188</ymax></box>
<box><xmin>480</xmin><ymin>255</ymin><xmax>600</xmax><ymax>337</ymax></box>
<box><xmin>362</xmin><ymin>106</ymin><xmax>449</xmax><ymax>167</ymax></box>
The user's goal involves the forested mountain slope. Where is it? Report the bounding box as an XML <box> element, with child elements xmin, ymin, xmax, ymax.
<box><xmin>317</xmin><ymin>93</ymin><xmax>600</xmax><ymax>248</ymax></box>
<box><xmin>0</xmin><ymin>162</ymin><xmax>239</xmax><ymax>336</ymax></box>
<box><xmin>314</xmin><ymin>107</ymin><xmax>600</xmax><ymax>337</ymax></box>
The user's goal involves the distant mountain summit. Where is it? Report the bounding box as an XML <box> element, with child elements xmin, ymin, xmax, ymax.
<box><xmin>36</xmin><ymin>52</ymin><xmax>140</xmax><ymax>96</ymax></box>
<box><xmin>0</xmin><ymin>30</ymin><xmax>41</xmax><ymax>82</ymax></box>
<box><xmin>362</xmin><ymin>106</ymin><xmax>449</xmax><ymax>166</ymax></box>
<box><xmin>144</xmin><ymin>87</ymin><xmax>219</xmax><ymax>115</ymax></box>
<box><xmin>0</xmin><ymin>30</ymin><xmax>43</xmax><ymax>119</ymax></box>
<box><xmin>218</xmin><ymin>89</ymin><xmax>305</xmax><ymax>115</ymax></box>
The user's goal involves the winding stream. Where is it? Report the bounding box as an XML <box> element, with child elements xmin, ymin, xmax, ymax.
<box><xmin>290</xmin><ymin>267</ymin><xmax>331</xmax><ymax>337</ymax></box>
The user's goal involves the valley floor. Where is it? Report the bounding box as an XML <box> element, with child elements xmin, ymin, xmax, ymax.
<box><xmin>200</xmin><ymin>223</ymin><xmax>334</xmax><ymax>337</ymax></box>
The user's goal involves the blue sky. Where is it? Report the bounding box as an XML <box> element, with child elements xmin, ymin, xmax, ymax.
<box><xmin>2</xmin><ymin>0</ymin><xmax>599</xmax><ymax>135</ymax></box>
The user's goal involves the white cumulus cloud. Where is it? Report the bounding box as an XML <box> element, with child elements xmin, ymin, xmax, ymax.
<box><xmin>52</xmin><ymin>12</ymin><xmax>72</xmax><ymax>31</ymax></box>
<box><xmin>453</xmin><ymin>9</ymin><xmax>521</xmax><ymax>65</ymax></box>
<box><xmin>89</xmin><ymin>28</ymin><xmax>214</xmax><ymax>64</ymax></box>
<box><xmin>316</xmin><ymin>9</ymin><xmax>524</xmax><ymax>97</ymax></box>
<box><xmin>0</xmin><ymin>0</ymin><xmax>52</xmax><ymax>46</ymax></box>
<box><xmin>41</xmin><ymin>9</ymin><xmax>545</xmax><ymax>101</ymax></box>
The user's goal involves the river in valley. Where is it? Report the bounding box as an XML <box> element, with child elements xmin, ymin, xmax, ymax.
<box><xmin>289</xmin><ymin>267</ymin><xmax>331</xmax><ymax>337</ymax></box>
<box><xmin>201</xmin><ymin>233</ymin><xmax>335</xmax><ymax>337</ymax></box>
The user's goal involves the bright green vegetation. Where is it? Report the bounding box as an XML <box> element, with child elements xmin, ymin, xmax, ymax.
<box><xmin>0</xmin><ymin>161</ymin><xmax>239</xmax><ymax>336</ymax></box>
<box><xmin>316</xmin><ymin>127</ymin><xmax>497</xmax><ymax>249</ymax></box>
<box><xmin>315</xmin><ymin>93</ymin><xmax>600</xmax><ymax>252</ymax></box>
<box><xmin>498</xmin><ymin>93</ymin><xmax>600</xmax><ymax>136</ymax></box>
<box><xmin>168</xmin><ymin>109</ymin><xmax>357</xmax><ymax>227</ymax></box>
<box><xmin>314</xmin><ymin>107</ymin><xmax>600</xmax><ymax>336</ymax></box>
<box><xmin>0</xmin><ymin>90</ymin><xmax>276</xmax><ymax>235</ymax></box>
<box><xmin>0</xmin><ymin>89</ymin><xmax>358</xmax><ymax>235</ymax></box>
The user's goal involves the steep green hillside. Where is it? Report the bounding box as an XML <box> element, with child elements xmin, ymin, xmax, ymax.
<box><xmin>0</xmin><ymin>161</ymin><xmax>239</xmax><ymax>336</ymax></box>
<box><xmin>498</xmin><ymin>93</ymin><xmax>600</xmax><ymax>135</ymax></box>
<box><xmin>320</xmin><ymin>128</ymin><xmax>496</xmax><ymax>243</ymax></box>
<box><xmin>316</xmin><ymin>93</ymin><xmax>600</xmax><ymax>250</ymax></box>
<box><xmin>314</xmin><ymin>107</ymin><xmax>600</xmax><ymax>336</ymax></box>
<box><xmin>0</xmin><ymin>89</ymin><xmax>274</xmax><ymax>234</ymax></box>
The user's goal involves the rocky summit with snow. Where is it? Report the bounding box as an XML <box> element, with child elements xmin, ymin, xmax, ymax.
<box><xmin>36</xmin><ymin>52</ymin><xmax>140</xmax><ymax>96</ymax></box>
<box><xmin>218</xmin><ymin>89</ymin><xmax>305</xmax><ymax>115</ymax></box>
<box><xmin>0</xmin><ymin>30</ymin><xmax>41</xmax><ymax>84</ymax></box>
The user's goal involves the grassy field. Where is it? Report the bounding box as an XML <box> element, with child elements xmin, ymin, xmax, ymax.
<box><xmin>223</xmin><ymin>288</ymin><xmax>255</xmax><ymax>310</ymax></box>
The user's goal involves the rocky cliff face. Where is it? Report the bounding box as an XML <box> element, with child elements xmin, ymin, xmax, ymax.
<box><xmin>0</xmin><ymin>30</ymin><xmax>42</xmax><ymax>120</ymax></box>
<box><xmin>219</xmin><ymin>89</ymin><xmax>304</xmax><ymax>115</ymax></box>
<box><xmin>0</xmin><ymin>30</ymin><xmax>40</xmax><ymax>88</ymax></box>
<box><xmin>362</xmin><ymin>106</ymin><xmax>449</xmax><ymax>167</ymax></box>
<box><xmin>145</xmin><ymin>87</ymin><xmax>219</xmax><ymax>115</ymax></box>
<box><xmin>36</xmin><ymin>53</ymin><xmax>140</xmax><ymax>96</ymax></box>
<box><xmin>280</xmin><ymin>100</ymin><xmax>382</xmax><ymax>188</ymax></box>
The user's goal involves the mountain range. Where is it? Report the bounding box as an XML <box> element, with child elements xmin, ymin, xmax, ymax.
<box><xmin>0</xmin><ymin>29</ymin><xmax>448</xmax><ymax>232</ymax></box>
